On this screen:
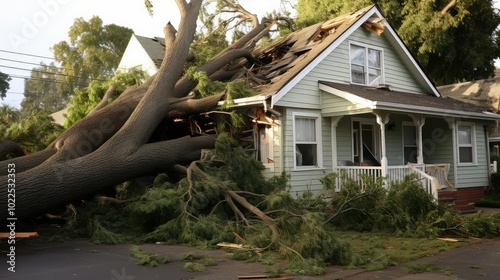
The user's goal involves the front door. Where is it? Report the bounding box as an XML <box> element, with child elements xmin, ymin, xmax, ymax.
<box><xmin>352</xmin><ymin>119</ymin><xmax>381</xmax><ymax>166</ymax></box>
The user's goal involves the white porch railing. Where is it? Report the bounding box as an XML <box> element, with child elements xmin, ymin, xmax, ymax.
<box><xmin>335</xmin><ymin>164</ymin><xmax>442</xmax><ymax>199</ymax></box>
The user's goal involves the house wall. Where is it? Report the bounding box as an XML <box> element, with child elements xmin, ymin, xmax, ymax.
<box><xmin>280</xmin><ymin>107</ymin><xmax>333</xmax><ymax>197</ymax></box>
<box><xmin>116</xmin><ymin>35</ymin><xmax>157</xmax><ymax>76</ymax></box>
<box><xmin>421</xmin><ymin>118</ymin><xmax>455</xmax><ymax>185</ymax></box>
<box><xmin>276</xmin><ymin>28</ymin><xmax>428</xmax><ymax>109</ymax></box>
<box><xmin>455</xmin><ymin>121</ymin><xmax>489</xmax><ymax>188</ymax></box>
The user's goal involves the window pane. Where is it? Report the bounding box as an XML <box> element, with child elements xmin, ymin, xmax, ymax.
<box><xmin>295</xmin><ymin>118</ymin><xmax>316</xmax><ymax>142</ymax></box>
<box><xmin>368</xmin><ymin>68</ymin><xmax>381</xmax><ymax>85</ymax></box>
<box><xmin>368</xmin><ymin>49</ymin><xmax>380</xmax><ymax>67</ymax></box>
<box><xmin>350</xmin><ymin>45</ymin><xmax>364</xmax><ymax>65</ymax></box>
<box><xmin>351</xmin><ymin>65</ymin><xmax>365</xmax><ymax>84</ymax></box>
<box><xmin>458</xmin><ymin>126</ymin><xmax>472</xmax><ymax>144</ymax></box>
<box><xmin>403</xmin><ymin>126</ymin><xmax>416</xmax><ymax>146</ymax></box>
<box><xmin>296</xmin><ymin>144</ymin><xmax>317</xmax><ymax>166</ymax></box>
<box><xmin>459</xmin><ymin>147</ymin><xmax>473</xmax><ymax>163</ymax></box>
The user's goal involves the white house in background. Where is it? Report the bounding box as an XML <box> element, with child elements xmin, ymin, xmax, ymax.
<box><xmin>50</xmin><ymin>107</ymin><xmax>68</xmax><ymax>126</ymax></box>
<box><xmin>117</xmin><ymin>5</ymin><xmax>500</xmax><ymax>212</ymax></box>
<box><xmin>116</xmin><ymin>34</ymin><xmax>165</xmax><ymax>76</ymax></box>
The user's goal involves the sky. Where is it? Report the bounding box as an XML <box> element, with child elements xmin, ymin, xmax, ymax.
<box><xmin>0</xmin><ymin>0</ymin><xmax>292</xmax><ymax>109</ymax></box>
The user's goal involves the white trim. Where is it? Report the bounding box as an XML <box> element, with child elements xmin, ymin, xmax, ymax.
<box><xmin>320</xmin><ymin>83</ymin><xmax>500</xmax><ymax>121</ymax></box>
<box><xmin>292</xmin><ymin>112</ymin><xmax>323</xmax><ymax>170</ymax></box>
<box><xmin>456</xmin><ymin>121</ymin><xmax>477</xmax><ymax>166</ymax></box>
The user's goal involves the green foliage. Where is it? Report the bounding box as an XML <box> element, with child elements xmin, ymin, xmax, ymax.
<box><xmin>52</xmin><ymin>16</ymin><xmax>133</xmax><ymax>80</ymax></box>
<box><xmin>64</xmin><ymin>68</ymin><xmax>147</xmax><ymax>127</ymax></box>
<box><xmin>0</xmin><ymin>71</ymin><xmax>11</xmax><ymax>99</ymax></box>
<box><xmin>295</xmin><ymin>0</ymin><xmax>500</xmax><ymax>85</ymax></box>
<box><xmin>0</xmin><ymin>108</ymin><xmax>64</xmax><ymax>153</ymax></box>
<box><xmin>129</xmin><ymin>246</ymin><xmax>173</xmax><ymax>267</ymax></box>
<box><xmin>403</xmin><ymin>262</ymin><xmax>439</xmax><ymax>274</ymax></box>
<box><xmin>488</xmin><ymin>172</ymin><xmax>500</xmax><ymax>196</ymax></box>
<box><xmin>474</xmin><ymin>198</ymin><xmax>500</xmax><ymax>208</ymax></box>
<box><xmin>183</xmin><ymin>262</ymin><xmax>207</xmax><ymax>272</ymax></box>
<box><xmin>21</xmin><ymin>62</ymin><xmax>70</xmax><ymax>115</ymax></box>
<box><xmin>284</xmin><ymin>259</ymin><xmax>326</xmax><ymax>276</ymax></box>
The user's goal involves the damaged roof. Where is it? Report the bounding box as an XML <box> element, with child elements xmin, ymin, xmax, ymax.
<box><xmin>245</xmin><ymin>5</ymin><xmax>382</xmax><ymax>98</ymax></box>
<box><xmin>319</xmin><ymin>81</ymin><xmax>498</xmax><ymax>120</ymax></box>
<box><xmin>437</xmin><ymin>72</ymin><xmax>500</xmax><ymax>112</ymax></box>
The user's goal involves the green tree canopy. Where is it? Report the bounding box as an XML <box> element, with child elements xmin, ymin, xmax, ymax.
<box><xmin>21</xmin><ymin>16</ymin><xmax>134</xmax><ymax>115</ymax></box>
<box><xmin>20</xmin><ymin>62</ymin><xmax>70</xmax><ymax>116</ymax></box>
<box><xmin>295</xmin><ymin>0</ymin><xmax>500</xmax><ymax>85</ymax></box>
<box><xmin>52</xmin><ymin>16</ymin><xmax>134</xmax><ymax>81</ymax></box>
<box><xmin>0</xmin><ymin>71</ymin><xmax>11</xmax><ymax>100</ymax></box>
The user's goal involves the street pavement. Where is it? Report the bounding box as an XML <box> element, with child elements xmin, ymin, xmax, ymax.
<box><xmin>0</xmin><ymin>208</ymin><xmax>499</xmax><ymax>280</ymax></box>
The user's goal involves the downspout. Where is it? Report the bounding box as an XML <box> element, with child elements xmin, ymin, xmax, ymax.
<box><xmin>485</xmin><ymin>124</ymin><xmax>492</xmax><ymax>189</ymax></box>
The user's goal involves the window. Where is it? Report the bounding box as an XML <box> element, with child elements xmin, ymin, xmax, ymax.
<box><xmin>457</xmin><ymin>123</ymin><xmax>476</xmax><ymax>164</ymax></box>
<box><xmin>350</xmin><ymin>43</ymin><xmax>383</xmax><ymax>86</ymax></box>
<box><xmin>294</xmin><ymin>114</ymin><xmax>322</xmax><ymax>168</ymax></box>
<box><xmin>403</xmin><ymin>124</ymin><xmax>417</xmax><ymax>164</ymax></box>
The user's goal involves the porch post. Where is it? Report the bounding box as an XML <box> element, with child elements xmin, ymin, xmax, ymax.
<box><xmin>331</xmin><ymin>116</ymin><xmax>343</xmax><ymax>171</ymax></box>
<box><xmin>409</xmin><ymin>114</ymin><xmax>426</xmax><ymax>164</ymax></box>
<box><xmin>445</xmin><ymin>117</ymin><xmax>458</xmax><ymax>188</ymax></box>
<box><xmin>374</xmin><ymin>110</ymin><xmax>390</xmax><ymax>177</ymax></box>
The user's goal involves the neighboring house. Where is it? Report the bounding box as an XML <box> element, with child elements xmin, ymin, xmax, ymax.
<box><xmin>116</xmin><ymin>34</ymin><xmax>165</xmax><ymax>76</ymax></box>
<box><xmin>50</xmin><ymin>107</ymin><xmax>68</xmax><ymax>126</ymax></box>
<box><xmin>437</xmin><ymin>73</ymin><xmax>500</xmax><ymax>157</ymax></box>
<box><xmin>120</xmin><ymin>5</ymin><xmax>500</xmax><ymax>212</ymax></box>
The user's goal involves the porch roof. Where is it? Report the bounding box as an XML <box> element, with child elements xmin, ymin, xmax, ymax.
<box><xmin>319</xmin><ymin>81</ymin><xmax>500</xmax><ymax>120</ymax></box>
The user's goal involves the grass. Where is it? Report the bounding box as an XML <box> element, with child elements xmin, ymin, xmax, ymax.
<box><xmin>403</xmin><ymin>262</ymin><xmax>439</xmax><ymax>273</ymax></box>
<box><xmin>128</xmin><ymin>246</ymin><xmax>174</xmax><ymax>267</ymax></box>
<box><xmin>335</xmin><ymin>231</ymin><xmax>468</xmax><ymax>270</ymax></box>
<box><xmin>474</xmin><ymin>196</ymin><xmax>500</xmax><ymax>208</ymax></box>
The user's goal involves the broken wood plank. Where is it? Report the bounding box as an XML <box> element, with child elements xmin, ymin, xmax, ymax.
<box><xmin>217</xmin><ymin>242</ymin><xmax>244</xmax><ymax>249</ymax></box>
<box><xmin>238</xmin><ymin>275</ymin><xmax>294</xmax><ymax>280</ymax></box>
<box><xmin>0</xmin><ymin>232</ymin><xmax>39</xmax><ymax>238</ymax></box>
<box><xmin>437</xmin><ymin>237</ymin><xmax>459</xmax><ymax>242</ymax></box>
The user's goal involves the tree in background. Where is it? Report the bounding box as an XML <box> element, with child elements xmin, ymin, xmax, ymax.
<box><xmin>295</xmin><ymin>0</ymin><xmax>500</xmax><ymax>85</ymax></box>
<box><xmin>20</xmin><ymin>63</ymin><xmax>70</xmax><ymax>116</ymax></box>
<box><xmin>0</xmin><ymin>71</ymin><xmax>11</xmax><ymax>99</ymax></box>
<box><xmin>52</xmin><ymin>15</ymin><xmax>133</xmax><ymax>81</ymax></box>
<box><xmin>21</xmin><ymin>16</ymin><xmax>134</xmax><ymax>115</ymax></box>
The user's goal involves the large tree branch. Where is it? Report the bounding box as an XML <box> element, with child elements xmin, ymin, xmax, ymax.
<box><xmin>440</xmin><ymin>0</ymin><xmax>456</xmax><ymax>15</ymax></box>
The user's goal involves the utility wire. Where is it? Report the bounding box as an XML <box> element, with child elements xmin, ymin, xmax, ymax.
<box><xmin>8</xmin><ymin>74</ymin><xmax>90</xmax><ymax>87</ymax></box>
<box><xmin>0</xmin><ymin>57</ymin><xmax>64</xmax><ymax>70</ymax></box>
<box><xmin>0</xmin><ymin>64</ymin><xmax>107</xmax><ymax>82</ymax></box>
<box><xmin>0</xmin><ymin>49</ymin><xmax>56</xmax><ymax>60</ymax></box>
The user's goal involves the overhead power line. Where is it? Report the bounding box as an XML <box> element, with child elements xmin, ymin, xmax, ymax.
<box><xmin>0</xmin><ymin>49</ymin><xmax>56</xmax><ymax>60</ymax></box>
<box><xmin>0</xmin><ymin>64</ymin><xmax>107</xmax><ymax>82</ymax></box>
<box><xmin>0</xmin><ymin>57</ymin><xmax>65</xmax><ymax>70</ymax></box>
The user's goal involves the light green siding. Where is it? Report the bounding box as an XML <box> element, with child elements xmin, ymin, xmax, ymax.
<box><xmin>422</xmin><ymin>118</ymin><xmax>455</xmax><ymax>185</ymax></box>
<box><xmin>275</xmin><ymin>28</ymin><xmax>427</xmax><ymax>109</ymax></box>
<box><xmin>280</xmin><ymin>108</ymin><xmax>333</xmax><ymax>196</ymax></box>
<box><xmin>336</xmin><ymin>116</ymin><xmax>352</xmax><ymax>163</ymax></box>
<box><xmin>455</xmin><ymin>122</ymin><xmax>489</xmax><ymax>187</ymax></box>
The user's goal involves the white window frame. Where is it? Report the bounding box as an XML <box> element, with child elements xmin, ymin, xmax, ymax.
<box><xmin>293</xmin><ymin>112</ymin><xmax>323</xmax><ymax>170</ymax></box>
<box><xmin>456</xmin><ymin>122</ymin><xmax>477</xmax><ymax>166</ymax></box>
<box><xmin>349</xmin><ymin>41</ymin><xmax>385</xmax><ymax>86</ymax></box>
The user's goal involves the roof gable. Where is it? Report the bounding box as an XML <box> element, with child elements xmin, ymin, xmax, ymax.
<box><xmin>254</xmin><ymin>5</ymin><xmax>441</xmax><ymax>107</ymax></box>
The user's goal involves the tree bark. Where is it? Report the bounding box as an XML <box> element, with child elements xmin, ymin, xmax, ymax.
<box><xmin>0</xmin><ymin>0</ymin><xmax>278</xmax><ymax>223</ymax></box>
